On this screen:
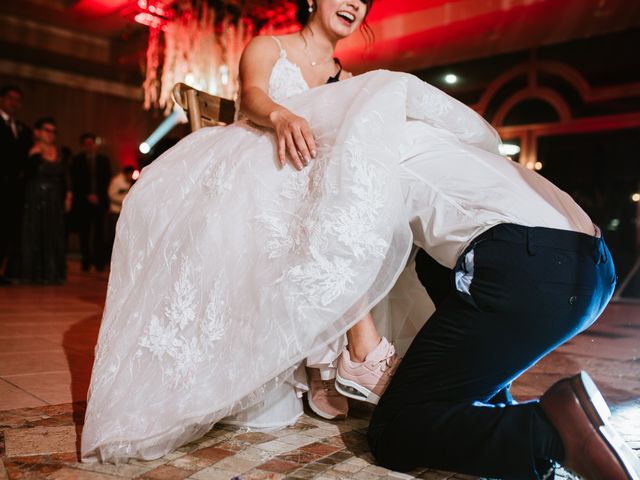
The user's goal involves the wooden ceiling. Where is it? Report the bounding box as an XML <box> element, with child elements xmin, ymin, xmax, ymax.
<box><xmin>1</xmin><ymin>0</ymin><xmax>640</xmax><ymax>84</ymax></box>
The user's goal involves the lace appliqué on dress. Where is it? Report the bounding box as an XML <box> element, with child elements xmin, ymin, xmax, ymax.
<box><xmin>268</xmin><ymin>54</ymin><xmax>309</xmax><ymax>104</ymax></box>
<box><xmin>324</xmin><ymin>137</ymin><xmax>389</xmax><ymax>261</ymax></box>
<box><xmin>138</xmin><ymin>257</ymin><xmax>231</xmax><ymax>389</ymax></box>
<box><xmin>202</xmin><ymin>159</ymin><xmax>234</xmax><ymax>199</ymax></box>
<box><xmin>406</xmin><ymin>76</ymin><xmax>500</xmax><ymax>149</ymax></box>
<box><xmin>256</xmin><ymin>133</ymin><xmax>390</xmax><ymax>310</ymax></box>
<box><xmin>410</xmin><ymin>86</ymin><xmax>454</xmax><ymax>118</ymax></box>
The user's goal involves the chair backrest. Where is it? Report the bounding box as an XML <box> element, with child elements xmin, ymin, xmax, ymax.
<box><xmin>172</xmin><ymin>83</ymin><xmax>236</xmax><ymax>130</ymax></box>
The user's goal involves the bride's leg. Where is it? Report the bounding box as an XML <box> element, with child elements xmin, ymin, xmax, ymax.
<box><xmin>306</xmin><ymin>311</ymin><xmax>384</xmax><ymax>418</ymax></box>
<box><xmin>306</xmin><ymin>312</ymin><xmax>395</xmax><ymax>417</ymax></box>
<box><xmin>346</xmin><ymin>311</ymin><xmax>381</xmax><ymax>362</ymax></box>
<box><xmin>337</xmin><ymin>312</ymin><xmax>400</xmax><ymax>405</ymax></box>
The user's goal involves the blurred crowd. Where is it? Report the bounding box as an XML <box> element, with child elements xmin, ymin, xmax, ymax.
<box><xmin>0</xmin><ymin>85</ymin><xmax>137</xmax><ymax>285</ymax></box>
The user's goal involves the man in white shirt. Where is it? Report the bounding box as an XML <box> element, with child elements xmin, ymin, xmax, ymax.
<box><xmin>108</xmin><ymin>166</ymin><xmax>135</xmax><ymax>216</ymax></box>
<box><xmin>367</xmin><ymin>122</ymin><xmax>639</xmax><ymax>479</ymax></box>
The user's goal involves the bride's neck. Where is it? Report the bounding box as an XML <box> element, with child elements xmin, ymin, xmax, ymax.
<box><xmin>301</xmin><ymin>24</ymin><xmax>338</xmax><ymax>56</ymax></box>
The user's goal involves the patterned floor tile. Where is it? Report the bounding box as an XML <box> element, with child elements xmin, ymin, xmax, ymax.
<box><xmin>190</xmin><ymin>447</ymin><xmax>235</xmax><ymax>463</ymax></box>
<box><xmin>255</xmin><ymin>458</ymin><xmax>300</xmax><ymax>474</ymax></box>
<box><xmin>4</xmin><ymin>426</ymin><xmax>77</xmax><ymax>458</ymax></box>
<box><xmin>139</xmin><ymin>464</ymin><xmax>195</xmax><ymax>480</ymax></box>
<box><xmin>0</xmin><ymin>263</ymin><xmax>639</xmax><ymax>479</ymax></box>
<box><xmin>46</xmin><ymin>467</ymin><xmax>121</xmax><ymax>479</ymax></box>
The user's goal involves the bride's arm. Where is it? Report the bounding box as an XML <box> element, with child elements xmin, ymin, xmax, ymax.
<box><xmin>239</xmin><ymin>36</ymin><xmax>316</xmax><ymax>170</ymax></box>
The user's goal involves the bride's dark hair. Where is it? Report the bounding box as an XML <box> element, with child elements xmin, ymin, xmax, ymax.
<box><xmin>296</xmin><ymin>0</ymin><xmax>375</xmax><ymax>44</ymax></box>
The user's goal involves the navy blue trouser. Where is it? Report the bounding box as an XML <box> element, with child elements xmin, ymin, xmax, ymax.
<box><xmin>368</xmin><ymin>223</ymin><xmax>616</xmax><ymax>479</ymax></box>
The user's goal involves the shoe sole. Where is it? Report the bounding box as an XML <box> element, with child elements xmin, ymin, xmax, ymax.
<box><xmin>307</xmin><ymin>396</ymin><xmax>347</xmax><ymax>421</ymax></box>
<box><xmin>335</xmin><ymin>374</ymin><xmax>381</xmax><ymax>405</ymax></box>
<box><xmin>571</xmin><ymin>371</ymin><xmax>640</xmax><ymax>480</ymax></box>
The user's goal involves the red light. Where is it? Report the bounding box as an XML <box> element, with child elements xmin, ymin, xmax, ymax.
<box><xmin>153</xmin><ymin>6</ymin><xmax>167</xmax><ymax>17</ymax></box>
<box><xmin>134</xmin><ymin>12</ymin><xmax>164</xmax><ymax>29</ymax></box>
<box><xmin>130</xmin><ymin>0</ymin><xmax>172</xmax><ymax>27</ymax></box>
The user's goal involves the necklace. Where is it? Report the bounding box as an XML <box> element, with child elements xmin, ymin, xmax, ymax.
<box><xmin>310</xmin><ymin>57</ymin><xmax>335</xmax><ymax>67</ymax></box>
<box><xmin>300</xmin><ymin>31</ymin><xmax>335</xmax><ymax>67</ymax></box>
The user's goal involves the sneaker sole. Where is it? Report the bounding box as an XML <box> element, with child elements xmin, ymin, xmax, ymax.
<box><xmin>335</xmin><ymin>374</ymin><xmax>381</xmax><ymax>405</ymax></box>
<box><xmin>307</xmin><ymin>396</ymin><xmax>347</xmax><ymax>420</ymax></box>
<box><xmin>571</xmin><ymin>371</ymin><xmax>640</xmax><ymax>480</ymax></box>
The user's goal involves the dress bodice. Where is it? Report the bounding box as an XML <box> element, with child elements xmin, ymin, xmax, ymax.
<box><xmin>267</xmin><ymin>37</ymin><xmax>311</xmax><ymax>104</ymax></box>
<box><xmin>235</xmin><ymin>36</ymin><xmax>341</xmax><ymax>120</ymax></box>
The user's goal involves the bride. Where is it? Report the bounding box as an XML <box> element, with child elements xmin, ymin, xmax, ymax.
<box><xmin>82</xmin><ymin>0</ymin><xmax>501</xmax><ymax>463</ymax></box>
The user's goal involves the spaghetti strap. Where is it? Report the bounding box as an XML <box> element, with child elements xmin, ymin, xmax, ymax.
<box><xmin>271</xmin><ymin>36</ymin><xmax>286</xmax><ymax>57</ymax></box>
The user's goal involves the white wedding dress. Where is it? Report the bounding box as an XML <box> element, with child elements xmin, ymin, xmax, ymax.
<box><xmin>81</xmin><ymin>41</ymin><xmax>502</xmax><ymax>463</ymax></box>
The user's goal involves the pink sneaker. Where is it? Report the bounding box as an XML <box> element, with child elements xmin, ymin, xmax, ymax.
<box><xmin>306</xmin><ymin>368</ymin><xmax>349</xmax><ymax>420</ymax></box>
<box><xmin>336</xmin><ymin>337</ymin><xmax>400</xmax><ymax>405</ymax></box>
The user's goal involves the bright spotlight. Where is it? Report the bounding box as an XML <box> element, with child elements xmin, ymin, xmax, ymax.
<box><xmin>499</xmin><ymin>144</ymin><xmax>521</xmax><ymax>156</ymax></box>
<box><xmin>444</xmin><ymin>74</ymin><xmax>458</xmax><ymax>84</ymax></box>
<box><xmin>138</xmin><ymin>110</ymin><xmax>182</xmax><ymax>155</ymax></box>
<box><xmin>632</xmin><ymin>193</ymin><xmax>640</xmax><ymax>202</ymax></box>
<box><xmin>534</xmin><ymin>161</ymin><xmax>543</xmax><ymax>171</ymax></box>
<box><xmin>132</xmin><ymin>169</ymin><xmax>140</xmax><ymax>181</ymax></box>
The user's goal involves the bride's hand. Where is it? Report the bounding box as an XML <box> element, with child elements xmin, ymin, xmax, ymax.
<box><xmin>269</xmin><ymin>108</ymin><xmax>317</xmax><ymax>170</ymax></box>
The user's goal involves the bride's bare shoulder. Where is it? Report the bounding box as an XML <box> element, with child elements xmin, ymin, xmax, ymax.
<box><xmin>239</xmin><ymin>35</ymin><xmax>281</xmax><ymax>81</ymax></box>
<box><xmin>243</xmin><ymin>35</ymin><xmax>280</xmax><ymax>57</ymax></box>
<box><xmin>272</xmin><ymin>32</ymin><xmax>301</xmax><ymax>44</ymax></box>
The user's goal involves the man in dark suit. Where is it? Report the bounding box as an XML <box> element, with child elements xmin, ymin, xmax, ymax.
<box><xmin>70</xmin><ymin>133</ymin><xmax>112</xmax><ymax>272</ymax></box>
<box><xmin>0</xmin><ymin>85</ymin><xmax>32</xmax><ymax>283</ymax></box>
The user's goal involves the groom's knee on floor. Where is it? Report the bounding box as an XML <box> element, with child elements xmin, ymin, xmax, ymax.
<box><xmin>367</xmin><ymin>421</ymin><xmax>418</xmax><ymax>472</ymax></box>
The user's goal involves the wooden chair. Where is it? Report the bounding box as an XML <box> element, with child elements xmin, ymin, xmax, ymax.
<box><xmin>172</xmin><ymin>83</ymin><xmax>236</xmax><ymax>130</ymax></box>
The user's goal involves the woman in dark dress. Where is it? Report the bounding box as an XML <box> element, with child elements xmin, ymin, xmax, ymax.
<box><xmin>20</xmin><ymin>117</ymin><xmax>71</xmax><ymax>284</ymax></box>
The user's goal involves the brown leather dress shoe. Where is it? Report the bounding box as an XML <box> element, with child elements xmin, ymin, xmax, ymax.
<box><xmin>540</xmin><ymin>371</ymin><xmax>640</xmax><ymax>480</ymax></box>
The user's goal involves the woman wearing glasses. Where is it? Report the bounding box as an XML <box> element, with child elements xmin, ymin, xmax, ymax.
<box><xmin>19</xmin><ymin>117</ymin><xmax>71</xmax><ymax>284</ymax></box>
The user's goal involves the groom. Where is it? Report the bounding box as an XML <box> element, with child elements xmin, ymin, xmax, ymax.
<box><xmin>367</xmin><ymin>128</ymin><xmax>640</xmax><ymax>479</ymax></box>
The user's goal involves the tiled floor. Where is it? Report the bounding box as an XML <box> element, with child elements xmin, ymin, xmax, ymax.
<box><xmin>1</xmin><ymin>261</ymin><xmax>639</xmax><ymax>480</ymax></box>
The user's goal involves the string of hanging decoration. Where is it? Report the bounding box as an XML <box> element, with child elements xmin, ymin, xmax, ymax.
<box><xmin>131</xmin><ymin>0</ymin><xmax>298</xmax><ymax>113</ymax></box>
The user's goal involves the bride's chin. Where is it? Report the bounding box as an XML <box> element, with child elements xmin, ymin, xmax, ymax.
<box><xmin>330</xmin><ymin>23</ymin><xmax>357</xmax><ymax>39</ymax></box>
